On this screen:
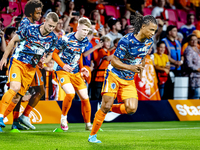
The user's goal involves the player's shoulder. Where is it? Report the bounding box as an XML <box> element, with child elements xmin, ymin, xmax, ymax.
<box><xmin>20</xmin><ymin>17</ymin><xmax>31</xmax><ymax>25</ymax></box>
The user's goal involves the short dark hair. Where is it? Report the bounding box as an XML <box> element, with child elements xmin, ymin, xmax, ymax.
<box><xmin>166</xmin><ymin>25</ymin><xmax>177</xmax><ymax>35</ymax></box>
<box><xmin>108</xmin><ymin>17</ymin><xmax>120</xmax><ymax>29</ymax></box>
<box><xmin>24</xmin><ymin>0</ymin><xmax>43</xmax><ymax>17</ymax></box>
<box><xmin>130</xmin><ymin>13</ymin><xmax>157</xmax><ymax>34</ymax></box>
<box><xmin>5</xmin><ymin>27</ymin><xmax>16</xmax><ymax>39</ymax></box>
<box><xmin>157</xmin><ymin>41</ymin><xmax>165</xmax><ymax>48</ymax></box>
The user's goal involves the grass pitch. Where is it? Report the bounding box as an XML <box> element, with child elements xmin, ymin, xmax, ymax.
<box><xmin>1</xmin><ymin>121</ymin><xmax>200</xmax><ymax>150</ymax></box>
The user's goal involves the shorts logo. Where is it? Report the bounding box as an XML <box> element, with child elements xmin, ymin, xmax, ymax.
<box><xmin>111</xmin><ymin>83</ymin><xmax>116</xmax><ymax>90</ymax></box>
<box><xmin>12</xmin><ymin>73</ymin><xmax>17</xmax><ymax>79</ymax></box>
<box><xmin>45</xmin><ymin>43</ymin><xmax>50</xmax><ymax>49</ymax></box>
<box><xmin>60</xmin><ymin>78</ymin><xmax>64</xmax><ymax>83</ymax></box>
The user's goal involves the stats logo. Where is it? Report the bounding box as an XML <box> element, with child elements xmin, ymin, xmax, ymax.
<box><xmin>169</xmin><ymin>100</ymin><xmax>200</xmax><ymax>121</ymax></box>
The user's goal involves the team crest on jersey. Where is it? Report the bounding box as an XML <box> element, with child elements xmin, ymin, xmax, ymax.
<box><xmin>45</xmin><ymin>43</ymin><xmax>50</xmax><ymax>49</ymax></box>
<box><xmin>60</xmin><ymin>78</ymin><xmax>64</xmax><ymax>83</ymax></box>
<box><xmin>111</xmin><ymin>83</ymin><xmax>116</xmax><ymax>90</ymax></box>
<box><xmin>12</xmin><ymin>73</ymin><xmax>17</xmax><ymax>79</ymax></box>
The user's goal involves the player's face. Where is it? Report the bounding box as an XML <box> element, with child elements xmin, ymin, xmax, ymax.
<box><xmin>142</xmin><ymin>22</ymin><xmax>157</xmax><ymax>39</ymax></box>
<box><xmin>77</xmin><ymin>24</ymin><xmax>90</xmax><ymax>39</ymax></box>
<box><xmin>44</xmin><ymin>18</ymin><xmax>58</xmax><ymax>33</ymax></box>
<box><xmin>32</xmin><ymin>7</ymin><xmax>42</xmax><ymax>22</ymax></box>
<box><xmin>157</xmin><ymin>43</ymin><xmax>165</xmax><ymax>55</ymax></box>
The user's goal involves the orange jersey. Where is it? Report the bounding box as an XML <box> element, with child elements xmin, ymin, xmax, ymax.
<box><xmin>30</xmin><ymin>65</ymin><xmax>44</xmax><ymax>86</ymax></box>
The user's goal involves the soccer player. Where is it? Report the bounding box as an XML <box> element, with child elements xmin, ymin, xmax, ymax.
<box><xmin>52</xmin><ymin>17</ymin><xmax>93</xmax><ymax>131</ymax></box>
<box><xmin>0</xmin><ymin>12</ymin><xmax>59</xmax><ymax>132</ymax></box>
<box><xmin>88</xmin><ymin>13</ymin><xmax>158</xmax><ymax>143</ymax></box>
<box><xmin>3</xmin><ymin>0</ymin><xmax>45</xmax><ymax>130</ymax></box>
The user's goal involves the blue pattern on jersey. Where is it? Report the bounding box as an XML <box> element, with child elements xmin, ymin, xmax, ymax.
<box><xmin>108</xmin><ymin>33</ymin><xmax>153</xmax><ymax>80</ymax></box>
<box><xmin>13</xmin><ymin>24</ymin><xmax>58</xmax><ymax>68</ymax></box>
<box><xmin>55</xmin><ymin>32</ymin><xmax>89</xmax><ymax>73</ymax></box>
<box><xmin>18</xmin><ymin>17</ymin><xmax>31</xmax><ymax>31</ymax></box>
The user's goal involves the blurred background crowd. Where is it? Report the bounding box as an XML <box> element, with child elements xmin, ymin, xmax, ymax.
<box><xmin>1</xmin><ymin>0</ymin><xmax>200</xmax><ymax>101</ymax></box>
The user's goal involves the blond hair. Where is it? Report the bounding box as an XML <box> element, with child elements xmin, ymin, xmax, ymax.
<box><xmin>46</xmin><ymin>12</ymin><xmax>59</xmax><ymax>22</ymax></box>
<box><xmin>88</xmin><ymin>30</ymin><xmax>93</xmax><ymax>35</ymax></box>
<box><xmin>100</xmin><ymin>35</ymin><xmax>111</xmax><ymax>42</ymax></box>
<box><xmin>78</xmin><ymin>17</ymin><xmax>91</xmax><ymax>28</ymax></box>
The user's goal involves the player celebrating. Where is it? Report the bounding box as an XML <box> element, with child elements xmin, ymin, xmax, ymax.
<box><xmin>52</xmin><ymin>17</ymin><xmax>93</xmax><ymax>131</ymax></box>
<box><xmin>88</xmin><ymin>14</ymin><xmax>158</xmax><ymax>143</ymax></box>
<box><xmin>0</xmin><ymin>12</ymin><xmax>59</xmax><ymax>132</ymax></box>
<box><xmin>3</xmin><ymin>0</ymin><xmax>45</xmax><ymax>130</ymax></box>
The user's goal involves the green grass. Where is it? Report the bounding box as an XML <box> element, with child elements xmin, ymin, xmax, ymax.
<box><xmin>1</xmin><ymin>121</ymin><xmax>200</xmax><ymax>150</ymax></box>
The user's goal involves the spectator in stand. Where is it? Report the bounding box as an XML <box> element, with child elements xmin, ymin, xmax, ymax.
<box><xmin>162</xmin><ymin>25</ymin><xmax>183</xmax><ymax>76</ymax></box>
<box><xmin>96</xmin><ymin>4</ymin><xmax>105</xmax><ymax>26</ymax></box>
<box><xmin>179</xmin><ymin>13</ymin><xmax>196</xmax><ymax>44</ymax></box>
<box><xmin>91</xmin><ymin>35</ymin><xmax>114</xmax><ymax>100</ymax></box>
<box><xmin>154</xmin><ymin>41</ymin><xmax>170</xmax><ymax>99</ymax></box>
<box><xmin>123</xmin><ymin>25</ymin><xmax>134</xmax><ymax>35</ymax></box>
<box><xmin>106</xmin><ymin>18</ymin><xmax>123</xmax><ymax>47</ymax></box>
<box><xmin>183</xmin><ymin>34</ymin><xmax>200</xmax><ymax>99</ymax></box>
<box><xmin>177</xmin><ymin>32</ymin><xmax>184</xmax><ymax>45</ymax></box>
<box><xmin>53</xmin><ymin>17</ymin><xmax>65</xmax><ymax>38</ymax></box>
<box><xmin>90</xmin><ymin>10</ymin><xmax>102</xmax><ymax>31</ymax></box>
<box><xmin>151</xmin><ymin>0</ymin><xmax>169</xmax><ymax>21</ymax></box>
<box><xmin>79</xmin><ymin>6</ymin><xmax>87</xmax><ymax>18</ymax></box>
<box><xmin>119</xmin><ymin>17</ymin><xmax>128</xmax><ymax>35</ymax></box>
<box><xmin>181</xmin><ymin>30</ymin><xmax>200</xmax><ymax>55</ymax></box>
<box><xmin>4</xmin><ymin>27</ymin><xmax>16</xmax><ymax>46</ymax></box>
<box><xmin>174</xmin><ymin>0</ymin><xmax>192</xmax><ymax>11</ymax></box>
<box><xmin>69</xmin><ymin>15</ymin><xmax>80</xmax><ymax>32</ymax></box>
<box><xmin>0</xmin><ymin>0</ymin><xmax>15</xmax><ymax>14</ymax></box>
<box><xmin>64</xmin><ymin>0</ymin><xmax>75</xmax><ymax>17</ymax></box>
<box><xmin>152</xmin><ymin>19</ymin><xmax>164</xmax><ymax>52</ymax></box>
<box><xmin>125</xmin><ymin>0</ymin><xmax>145</xmax><ymax>16</ymax></box>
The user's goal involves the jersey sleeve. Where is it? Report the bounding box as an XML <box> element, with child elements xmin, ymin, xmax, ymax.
<box><xmin>114</xmin><ymin>37</ymin><xmax>128</xmax><ymax>60</ymax></box>
<box><xmin>16</xmin><ymin>26</ymin><xmax>29</xmax><ymax>40</ymax></box>
<box><xmin>55</xmin><ymin>37</ymin><xmax>64</xmax><ymax>52</ymax></box>
<box><xmin>48</xmin><ymin>36</ymin><xmax>58</xmax><ymax>53</ymax></box>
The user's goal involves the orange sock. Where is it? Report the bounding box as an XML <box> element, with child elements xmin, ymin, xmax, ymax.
<box><xmin>13</xmin><ymin>111</ymin><xmax>19</xmax><ymax>122</ymax></box>
<box><xmin>4</xmin><ymin>101</ymin><xmax>16</xmax><ymax>118</ymax></box>
<box><xmin>23</xmin><ymin>105</ymin><xmax>33</xmax><ymax>117</ymax></box>
<box><xmin>62</xmin><ymin>93</ymin><xmax>75</xmax><ymax>116</ymax></box>
<box><xmin>81</xmin><ymin>99</ymin><xmax>91</xmax><ymax>123</ymax></box>
<box><xmin>90</xmin><ymin>109</ymin><xmax>106</xmax><ymax>136</ymax></box>
<box><xmin>0</xmin><ymin>89</ymin><xmax>16</xmax><ymax>116</ymax></box>
<box><xmin>110</xmin><ymin>103</ymin><xmax>127</xmax><ymax>114</ymax></box>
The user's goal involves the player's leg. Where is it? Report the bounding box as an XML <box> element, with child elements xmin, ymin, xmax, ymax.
<box><xmin>11</xmin><ymin>97</ymin><xmax>29</xmax><ymax>130</ymax></box>
<box><xmin>18</xmin><ymin>85</ymin><xmax>45</xmax><ymax>130</ymax></box>
<box><xmin>0</xmin><ymin>81</ymin><xmax>21</xmax><ymax>131</ymax></box>
<box><xmin>76</xmin><ymin>88</ymin><xmax>92</xmax><ymax>130</ymax></box>
<box><xmin>88</xmin><ymin>94</ymin><xmax>115</xmax><ymax>143</ymax></box>
<box><xmin>60</xmin><ymin>83</ymin><xmax>75</xmax><ymax>131</ymax></box>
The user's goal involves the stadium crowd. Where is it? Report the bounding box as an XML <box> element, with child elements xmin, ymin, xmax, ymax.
<box><xmin>0</xmin><ymin>0</ymin><xmax>200</xmax><ymax>101</ymax></box>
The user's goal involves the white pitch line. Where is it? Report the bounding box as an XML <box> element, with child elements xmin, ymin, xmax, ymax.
<box><xmin>8</xmin><ymin>127</ymin><xmax>200</xmax><ymax>133</ymax></box>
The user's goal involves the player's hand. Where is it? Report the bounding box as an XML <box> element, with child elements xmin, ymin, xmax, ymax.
<box><xmin>80</xmin><ymin>67</ymin><xmax>89</xmax><ymax>78</ymax></box>
<box><xmin>129</xmin><ymin>64</ymin><xmax>144</xmax><ymax>73</ymax></box>
<box><xmin>63</xmin><ymin>64</ymin><xmax>73</xmax><ymax>72</ymax></box>
<box><xmin>0</xmin><ymin>57</ymin><xmax>7</xmax><ymax>70</ymax></box>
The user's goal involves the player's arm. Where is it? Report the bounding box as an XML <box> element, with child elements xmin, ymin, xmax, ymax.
<box><xmin>111</xmin><ymin>56</ymin><xmax>142</xmax><ymax>73</ymax></box>
<box><xmin>0</xmin><ymin>34</ymin><xmax>20</xmax><ymax>70</ymax></box>
<box><xmin>52</xmin><ymin>48</ymin><xmax>73</xmax><ymax>72</ymax></box>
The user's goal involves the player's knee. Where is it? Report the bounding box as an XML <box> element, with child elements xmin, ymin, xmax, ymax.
<box><xmin>102</xmin><ymin>104</ymin><xmax>112</xmax><ymax>113</ymax></box>
<box><xmin>10</xmin><ymin>85</ymin><xmax>21</xmax><ymax>93</ymax></box>
<box><xmin>126</xmin><ymin>106</ymin><xmax>137</xmax><ymax>115</ymax></box>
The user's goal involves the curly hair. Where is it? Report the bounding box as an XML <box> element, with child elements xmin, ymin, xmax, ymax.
<box><xmin>24</xmin><ymin>0</ymin><xmax>43</xmax><ymax>17</ymax></box>
<box><xmin>131</xmin><ymin>13</ymin><xmax>157</xmax><ymax>34</ymax></box>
